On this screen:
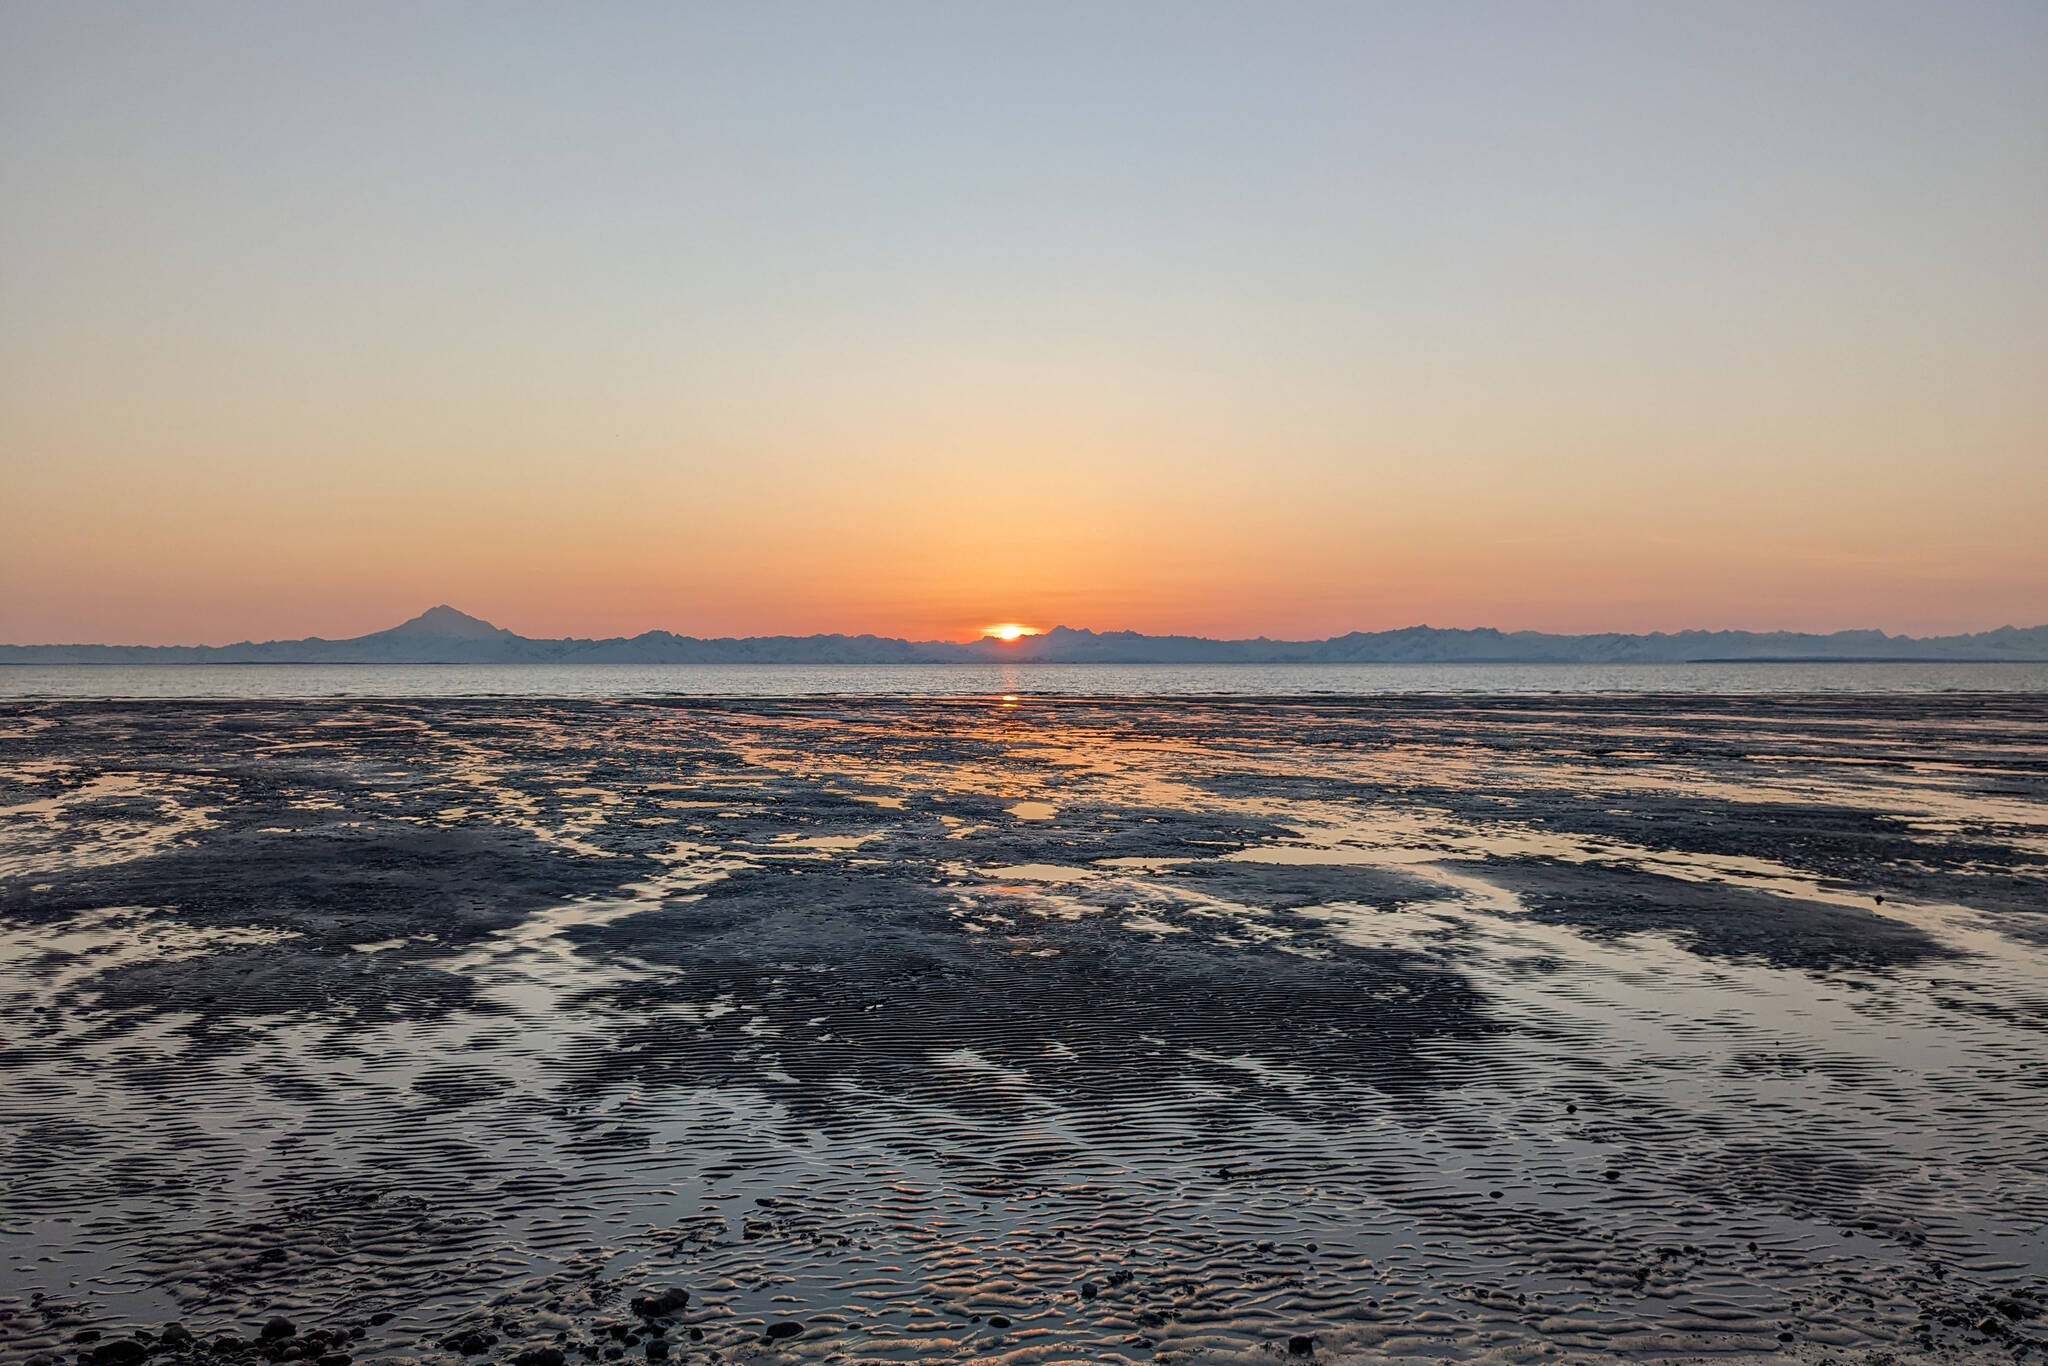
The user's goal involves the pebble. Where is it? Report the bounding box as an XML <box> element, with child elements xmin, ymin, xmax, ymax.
<box><xmin>765</xmin><ymin>1321</ymin><xmax>804</xmax><ymax>1340</ymax></box>
<box><xmin>1288</xmin><ymin>1334</ymin><xmax>1315</xmax><ymax>1356</ymax></box>
<box><xmin>628</xmin><ymin>1289</ymin><xmax>689</xmax><ymax>1320</ymax></box>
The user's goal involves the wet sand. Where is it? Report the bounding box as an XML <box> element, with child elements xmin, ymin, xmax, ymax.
<box><xmin>1</xmin><ymin>695</ymin><xmax>2045</xmax><ymax>1365</ymax></box>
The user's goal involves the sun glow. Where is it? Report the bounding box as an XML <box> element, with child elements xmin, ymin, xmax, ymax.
<box><xmin>984</xmin><ymin>624</ymin><xmax>1038</xmax><ymax>642</ymax></box>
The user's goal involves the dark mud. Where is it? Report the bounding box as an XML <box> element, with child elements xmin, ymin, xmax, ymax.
<box><xmin>2</xmin><ymin>695</ymin><xmax>2046</xmax><ymax>1365</ymax></box>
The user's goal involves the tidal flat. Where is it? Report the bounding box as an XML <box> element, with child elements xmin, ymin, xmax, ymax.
<box><xmin>2</xmin><ymin>695</ymin><xmax>2045</xmax><ymax>1365</ymax></box>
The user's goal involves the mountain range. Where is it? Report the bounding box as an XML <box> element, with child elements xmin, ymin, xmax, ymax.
<box><xmin>6</xmin><ymin>605</ymin><xmax>2047</xmax><ymax>665</ymax></box>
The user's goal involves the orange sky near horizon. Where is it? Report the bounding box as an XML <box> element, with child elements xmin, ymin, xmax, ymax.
<box><xmin>8</xmin><ymin>416</ymin><xmax>2041</xmax><ymax>646</ymax></box>
<box><xmin>5</xmin><ymin>300</ymin><xmax>2043</xmax><ymax>645</ymax></box>
<box><xmin>3</xmin><ymin>4</ymin><xmax>2044</xmax><ymax>647</ymax></box>
<box><xmin>4</xmin><ymin>362</ymin><xmax>2045</xmax><ymax>645</ymax></box>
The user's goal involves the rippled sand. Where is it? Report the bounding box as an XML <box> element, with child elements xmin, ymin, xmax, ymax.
<box><xmin>2</xmin><ymin>695</ymin><xmax>2045</xmax><ymax>1364</ymax></box>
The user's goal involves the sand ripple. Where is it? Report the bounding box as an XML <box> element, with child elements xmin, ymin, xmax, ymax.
<box><xmin>1</xmin><ymin>695</ymin><xmax>2045</xmax><ymax>1363</ymax></box>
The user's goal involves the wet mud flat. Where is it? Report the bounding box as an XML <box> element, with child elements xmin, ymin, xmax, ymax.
<box><xmin>2</xmin><ymin>693</ymin><xmax>2046</xmax><ymax>1366</ymax></box>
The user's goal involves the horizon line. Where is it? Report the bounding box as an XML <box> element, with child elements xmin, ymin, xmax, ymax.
<box><xmin>8</xmin><ymin>604</ymin><xmax>2048</xmax><ymax>652</ymax></box>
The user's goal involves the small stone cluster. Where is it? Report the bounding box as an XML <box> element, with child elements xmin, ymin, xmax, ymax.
<box><xmin>32</xmin><ymin>1318</ymin><xmax>362</xmax><ymax>1366</ymax></box>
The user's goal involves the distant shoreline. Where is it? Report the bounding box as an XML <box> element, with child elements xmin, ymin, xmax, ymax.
<box><xmin>7</xmin><ymin>657</ymin><xmax>2048</xmax><ymax>668</ymax></box>
<box><xmin>6</xmin><ymin>605</ymin><xmax>2045</xmax><ymax>667</ymax></box>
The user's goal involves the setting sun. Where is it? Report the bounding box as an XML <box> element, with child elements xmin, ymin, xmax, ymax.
<box><xmin>985</xmin><ymin>624</ymin><xmax>1038</xmax><ymax>642</ymax></box>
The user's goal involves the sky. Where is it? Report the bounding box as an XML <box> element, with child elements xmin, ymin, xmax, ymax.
<box><xmin>3</xmin><ymin>1</ymin><xmax>2044</xmax><ymax>645</ymax></box>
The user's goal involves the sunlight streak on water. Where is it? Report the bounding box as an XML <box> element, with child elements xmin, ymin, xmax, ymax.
<box><xmin>3</xmin><ymin>660</ymin><xmax>2047</xmax><ymax>698</ymax></box>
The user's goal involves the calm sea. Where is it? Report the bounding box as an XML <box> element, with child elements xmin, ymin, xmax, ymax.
<box><xmin>2</xmin><ymin>660</ymin><xmax>2045</xmax><ymax>698</ymax></box>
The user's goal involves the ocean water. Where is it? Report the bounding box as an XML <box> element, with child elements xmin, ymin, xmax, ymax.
<box><xmin>3</xmin><ymin>659</ymin><xmax>2046</xmax><ymax>698</ymax></box>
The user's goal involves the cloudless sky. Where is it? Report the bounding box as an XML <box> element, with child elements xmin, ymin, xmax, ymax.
<box><xmin>3</xmin><ymin>1</ymin><xmax>2044</xmax><ymax>644</ymax></box>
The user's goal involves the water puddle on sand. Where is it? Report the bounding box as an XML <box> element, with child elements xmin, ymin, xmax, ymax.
<box><xmin>0</xmin><ymin>770</ymin><xmax>222</xmax><ymax>878</ymax></box>
<box><xmin>1</xmin><ymin>695</ymin><xmax>2045</xmax><ymax>1364</ymax></box>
